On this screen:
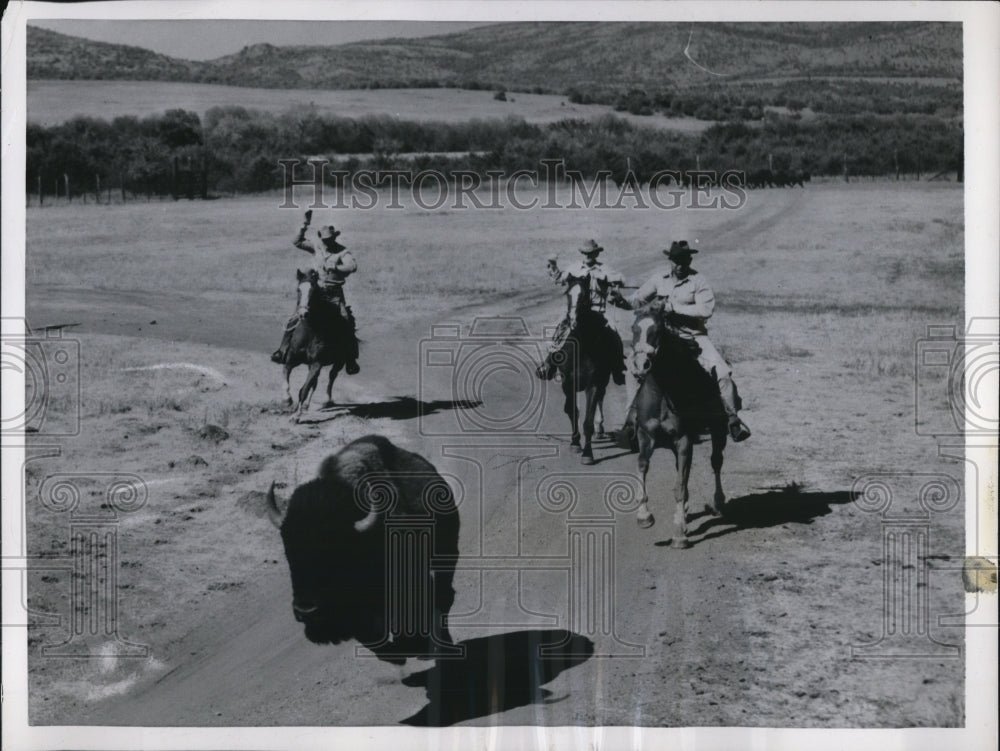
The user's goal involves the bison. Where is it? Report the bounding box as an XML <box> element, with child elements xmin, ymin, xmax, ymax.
<box><xmin>267</xmin><ymin>435</ymin><xmax>460</xmax><ymax>660</ymax></box>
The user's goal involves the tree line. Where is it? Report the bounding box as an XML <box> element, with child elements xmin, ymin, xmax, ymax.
<box><xmin>26</xmin><ymin>106</ymin><xmax>963</xmax><ymax>201</ymax></box>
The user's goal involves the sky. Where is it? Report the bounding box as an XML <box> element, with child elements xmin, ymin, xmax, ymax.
<box><xmin>29</xmin><ymin>20</ymin><xmax>490</xmax><ymax>61</ymax></box>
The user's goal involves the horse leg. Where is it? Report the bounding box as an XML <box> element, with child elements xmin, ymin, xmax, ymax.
<box><xmin>283</xmin><ymin>362</ymin><xmax>295</xmax><ymax>408</ymax></box>
<box><xmin>581</xmin><ymin>386</ymin><xmax>599</xmax><ymax>465</ymax></box>
<box><xmin>673</xmin><ymin>435</ymin><xmax>694</xmax><ymax>548</ymax></box>
<box><xmin>594</xmin><ymin>397</ymin><xmax>607</xmax><ymax>440</ymax></box>
<box><xmin>564</xmin><ymin>381</ymin><xmax>581</xmax><ymax>451</ymax></box>
<box><xmin>710</xmin><ymin>427</ymin><xmax>727</xmax><ymax>514</ymax></box>
<box><xmin>295</xmin><ymin>361</ymin><xmax>323</xmax><ymax>423</ymax></box>
<box><xmin>635</xmin><ymin>424</ymin><xmax>656</xmax><ymax>528</ymax></box>
<box><xmin>323</xmin><ymin>363</ymin><xmax>343</xmax><ymax>409</ymax></box>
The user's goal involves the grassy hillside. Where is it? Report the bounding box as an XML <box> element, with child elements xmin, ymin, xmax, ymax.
<box><xmin>27</xmin><ymin>22</ymin><xmax>961</xmax><ymax>92</ymax></box>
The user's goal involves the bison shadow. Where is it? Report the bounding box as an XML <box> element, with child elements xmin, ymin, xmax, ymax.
<box><xmin>655</xmin><ymin>484</ymin><xmax>856</xmax><ymax>547</ymax></box>
<box><xmin>400</xmin><ymin>629</ymin><xmax>594</xmax><ymax>726</ymax></box>
<box><xmin>320</xmin><ymin>396</ymin><xmax>482</xmax><ymax>421</ymax></box>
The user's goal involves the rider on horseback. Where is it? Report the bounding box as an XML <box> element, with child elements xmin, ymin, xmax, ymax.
<box><xmin>536</xmin><ymin>239</ymin><xmax>628</xmax><ymax>385</ymax></box>
<box><xmin>632</xmin><ymin>240</ymin><xmax>752</xmax><ymax>443</ymax></box>
<box><xmin>271</xmin><ymin>210</ymin><xmax>361</xmax><ymax>374</ymax></box>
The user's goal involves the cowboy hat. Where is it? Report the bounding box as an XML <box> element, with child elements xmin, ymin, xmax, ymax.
<box><xmin>664</xmin><ymin>240</ymin><xmax>698</xmax><ymax>259</ymax></box>
<box><xmin>318</xmin><ymin>225</ymin><xmax>345</xmax><ymax>250</ymax></box>
<box><xmin>578</xmin><ymin>239</ymin><xmax>604</xmax><ymax>256</ymax></box>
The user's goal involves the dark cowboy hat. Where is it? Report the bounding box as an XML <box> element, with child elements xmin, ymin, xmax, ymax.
<box><xmin>578</xmin><ymin>239</ymin><xmax>604</xmax><ymax>256</ymax></box>
<box><xmin>664</xmin><ymin>240</ymin><xmax>698</xmax><ymax>259</ymax></box>
<box><xmin>318</xmin><ymin>225</ymin><xmax>345</xmax><ymax>251</ymax></box>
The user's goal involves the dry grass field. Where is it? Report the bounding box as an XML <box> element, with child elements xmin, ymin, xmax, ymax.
<box><xmin>27</xmin><ymin>80</ymin><xmax>714</xmax><ymax>132</ymax></box>
<box><xmin>23</xmin><ymin>181</ymin><xmax>967</xmax><ymax>727</ymax></box>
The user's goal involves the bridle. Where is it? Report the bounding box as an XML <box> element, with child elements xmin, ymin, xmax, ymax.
<box><xmin>631</xmin><ymin>310</ymin><xmax>661</xmax><ymax>377</ymax></box>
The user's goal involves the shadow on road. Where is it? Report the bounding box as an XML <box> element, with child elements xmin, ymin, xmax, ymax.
<box><xmin>655</xmin><ymin>485</ymin><xmax>856</xmax><ymax>547</ymax></box>
<box><xmin>400</xmin><ymin>629</ymin><xmax>593</xmax><ymax>726</ymax></box>
<box><xmin>319</xmin><ymin>396</ymin><xmax>482</xmax><ymax>421</ymax></box>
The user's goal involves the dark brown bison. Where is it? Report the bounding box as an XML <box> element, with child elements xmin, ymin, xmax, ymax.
<box><xmin>267</xmin><ymin>435</ymin><xmax>460</xmax><ymax>660</ymax></box>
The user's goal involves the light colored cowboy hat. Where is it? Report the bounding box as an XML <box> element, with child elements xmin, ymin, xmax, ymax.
<box><xmin>578</xmin><ymin>239</ymin><xmax>604</xmax><ymax>256</ymax></box>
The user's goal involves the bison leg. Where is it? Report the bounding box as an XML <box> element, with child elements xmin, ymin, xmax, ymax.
<box><xmin>636</xmin><ymin>422</ymin><xmax>656</xmax><ymax>528</ymax></box>
<box><xmin>673</xmin><ymin>434</ymin><xmax>694</xmax><ymax>547</ymax></box>
<box><xmin>710</xmin><ymin>426</ymin><xmax>727</xmax><ymax>515</ymax></box>
<box><xmin>295</xmin><ymin>361</ymin><xmax>323</xmax><ymax>422</ymax></box>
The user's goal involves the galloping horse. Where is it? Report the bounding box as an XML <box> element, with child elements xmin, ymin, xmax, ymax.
<box><xmin>283</xmin><ymin>269</ymin><xmax>358</xmax><ymax>422</ymax></box>
<box><xmin>554</xmin><ymin>273</ymin><xmax>622</xmax><ymax>465</ymax></box>
<box><xmin>631</xmin><ymin>306</ymin><xmax>730</xmax><ymax>546</ymax></box>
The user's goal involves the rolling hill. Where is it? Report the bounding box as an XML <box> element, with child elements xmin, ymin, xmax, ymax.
<box><xmin>27</xmin><ymin>22</ymin><xmax>961</xmax><ymax>93</ymax></box>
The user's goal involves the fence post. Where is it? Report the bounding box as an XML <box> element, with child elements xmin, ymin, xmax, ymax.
<box><xmin>37</xmin><ymin>174</ymin><xmax>43</xmax><ymax>207</ymax></box>
<box><xmin>120</xmin><ymin>172</ymin><xmax>126</xmax><ymax>204</ymax></box>
<box><xmin>843</xmin><ymin>152</ymin><xmax>849</xmax><ymax>183</ymax></box>
<box><xmin>95</xmin><ymin>173</ymin><xmax>101</xmax><ymax>204</ymax></box>
<box><xmin>64</xmin><ymin>173</ymin><xmax>71</xmax><ymax>203</ymax></box>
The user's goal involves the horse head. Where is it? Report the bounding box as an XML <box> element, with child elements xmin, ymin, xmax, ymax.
<box><xmin>630</xmin><ymin>304</ymin><xmax>662</xmax><ymax>378</ymax></box>
<box><xmin>565</xmin><ymin>273</ymin><xmax>593</xmax><ymax>330</ymax></box>
<box><xmin>295</xmin><ymin>268</ymin><xmax>320</xmax><ymax>317</ymax></box>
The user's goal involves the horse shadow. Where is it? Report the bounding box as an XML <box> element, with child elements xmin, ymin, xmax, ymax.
<box><xmin>655</xmin><ymin>484</ymin><xmax>856</xmax><ymax>547</ymax></box>
<box><xmin>318</xmin><ymin>396</ymin><xmax>482</xmax><ymax>421</ymax></box>
<box><xmin>399</xmin><ymin>629</ymin><xmax>594</xmax><ymax>726</ymax></box>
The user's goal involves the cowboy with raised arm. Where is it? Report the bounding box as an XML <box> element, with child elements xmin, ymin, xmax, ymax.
<box><xmin>536</xmin><ymin>238</ymin><xmax>628</xmax><ymax>384</ymax></box>
<box><xmin>271</xmin><ymin>209</ymin><xmax>361</xmax><ymax>374</ymax></box>
<box><xmin>632</xmin><ymin>240</ymin><xmax>751</xmax><ymax>442</ymax></box>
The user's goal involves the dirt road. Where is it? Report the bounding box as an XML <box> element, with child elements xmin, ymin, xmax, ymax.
<box><xmin>28</xmin><ymin>227</ymin><xmax>966</xmax><ymax>728</ymax></box>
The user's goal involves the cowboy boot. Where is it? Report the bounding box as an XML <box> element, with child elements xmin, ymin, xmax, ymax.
<box><xmin>535</xmin><ymin>352</ymin><xmax>557</xmax><ymax>380</ymax></box>
<box><xmin>271</xmin><ymin>324</ymin><xmax>295</xmax><ymax>364</ymax></box>
<box><xmin>719</xmin><ymin>377</ymin><xmax>751</xmax><ymax>442</ymax></box>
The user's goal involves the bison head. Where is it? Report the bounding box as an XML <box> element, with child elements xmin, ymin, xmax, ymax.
<box><xmin>268</xmin><ymin>478</ymin><xmax>388</xmax><ymax>646</ymax></box>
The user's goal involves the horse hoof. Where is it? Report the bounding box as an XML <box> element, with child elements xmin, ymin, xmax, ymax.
<box><xmin>675</xmin><ymin>538</ymin><xmax>692</xmax><ymax>550</ymax></box>
<box><xmin>636</xmin><ymin>514</ymin><xmax>655</xmax><ymax>529</ymax></box>
<box><xmin>570</xmin><ymin>444</ymin><xmax>582</xmax><ymax>453</ymax></box>
<box><xmin>322</xmin><ymin>400</ymin><xmax>336</xmax><ymax>409</ymax></box>
<box><xmin>581</xmin><ymin>455</ymin><xmax>596</xmax><ymax>466</ymax></box>
<box><xmin>596</xmin><ymin>432</ymin><xmax>609</xmax><ymax>441</ymax></box>
<box><xmin>283</xmin><ymin>398</ymin><xmax>293</xmax><ymax>408</ymax></box>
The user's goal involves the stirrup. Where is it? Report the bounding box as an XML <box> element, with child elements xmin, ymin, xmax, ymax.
<box><xmin>728</xmin><ymin>418</ymin><xmax>751</xmax><ymax>443</ymax></box>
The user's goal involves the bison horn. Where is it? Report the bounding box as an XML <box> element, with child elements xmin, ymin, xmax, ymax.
<box><xmin>266</xmin><ymin>481</ymin><xmax>284</xmax><ymax>529</ymax></box>
<box><xmin>353</xmin><ymin>506</ymin><xmax>380</xmax><ymax>533</ymax></box>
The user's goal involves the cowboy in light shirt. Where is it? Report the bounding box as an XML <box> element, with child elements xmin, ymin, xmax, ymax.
<box><xmin>632</xmin><ymin>240</ymin><xmax>751</xmax><ymax>442</ymax></box>
<box><xmin>271</xmin><ymin>210</ymin><xmax>360</xmax><ymax>374</ymax></box>
<box><xmin>537</xmin><ymin>239</ymin><xmax>628</xmax><ymax>384</ymax></box>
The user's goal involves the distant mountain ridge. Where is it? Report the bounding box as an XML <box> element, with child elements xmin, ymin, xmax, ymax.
<box><xmin>27</xmin><ymin>22</ymin><xmax>961</xmax><ymax>92</ymax></box>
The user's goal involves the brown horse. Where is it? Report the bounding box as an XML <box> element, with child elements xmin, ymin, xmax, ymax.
<box><xmin>283</xmin><ymin>269</ymin><xmax>358</xmax><ymax>422</ymax></box>
<box><xmin>631</xmin><ymin>306</ymin><xmax>729</xmax><ymax>547</ymax></box>
<box><xmin>554</xmin><ymin>274</ymin><xmax>623</xmax><ymax>465</ymax></box>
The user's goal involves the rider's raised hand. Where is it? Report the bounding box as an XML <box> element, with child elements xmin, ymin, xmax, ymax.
<box><xmin>304</xmin><ymin>209</ymin><xmax>313</xmax><ymax>224</ymax></box>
